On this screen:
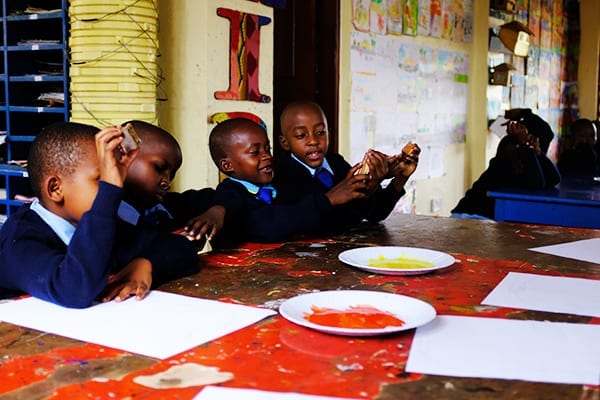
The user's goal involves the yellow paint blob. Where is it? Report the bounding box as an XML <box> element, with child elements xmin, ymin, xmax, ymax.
<box><xmin>367</xmin><ymin>255</ymin><xmax>434</xmax><ymax>269</ymax></box>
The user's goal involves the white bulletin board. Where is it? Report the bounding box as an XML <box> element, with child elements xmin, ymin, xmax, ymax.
<box><xmin>349</xmin><ymin>30</ymin><xmax>469</xmax><ymax>180</ymax></box>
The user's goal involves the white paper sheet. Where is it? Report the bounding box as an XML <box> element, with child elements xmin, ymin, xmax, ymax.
<box><xmin>0</xmin><ymin>291</ymin><xmax>276</xmax><ymax>359</ymax></box>
<box><xmin>489</xmin><ymin>115</ymin><xmax>509</xmax><ymax>137</ymax></box>
<box><xmin>482</xmin><ymin>272</ymin><xmax>600</xmax><ymax>317</ymax></box>
<box><xmin>194</xmin><ymin>386</ymin><xmax>360</xmax><ymax>400</ymax></box>
<box><xmin>529</xmin><ymin>238</ymin><xmax>600</xmax><ymax>264</ymax></box>
<box><xmin>406</xmin><ymin>315</ymin><xmax>600</xmax><ymax>385</ymax></box>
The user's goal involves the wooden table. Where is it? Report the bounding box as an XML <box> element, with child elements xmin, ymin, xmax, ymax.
<box><xmin>1</xmin><ymin>215</ymin><xmax>600</xmax><ymax>400</ymax></box>
<box><xmin>489</xmin><ymin>177</ymin><xmax>600</xmax><ymax>229</ymax></box>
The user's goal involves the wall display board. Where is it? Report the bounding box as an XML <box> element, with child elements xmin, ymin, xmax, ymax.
<box><xmin>349</xmin><ymin>0</ymin><xmax>472</xmax><ymax>213</ymax></box>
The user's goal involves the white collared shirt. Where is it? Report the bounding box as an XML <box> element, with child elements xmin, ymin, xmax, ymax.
<box><xmin>291</xmin><ymin>153</ymin><xmax>334</xmax><ymax>177</ymax></box>
<box><xmin>30</xmin><ymin>198</ymin><xmax>75</xmax><ymax>245</ymax></box>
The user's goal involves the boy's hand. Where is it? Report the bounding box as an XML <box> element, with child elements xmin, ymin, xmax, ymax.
<box><xmin>390</xmin><ymin>143</ymin><xmax>421</xmax><ymax>192</ymax></box>
<box><xmin>183</xmin><ymin>205</ymin><xmax>226</xmax><ymax>241</ymax></box>
<box><xmin>361</xmin><ymin>149</ymin><xmax>389</xmax><ymax>194</ymax></box>
<box><xmin>96</xmin><ymin>125</ymin><xmax>139</xmax><ymax>188</ymax></box>
<box><xmin>100</xmin><ymin>258</ymin><xmax>152</xmax><ymax>302</ymax></box>
<box><xmin>507</xmin><ymin>122</ymin><xmax>541</xmax><ymax>155</ymax></box>
<box><xmin>325</xmin><ymin>165</ymin><xmax>369</xmax><ymax>206</ymax></box>
<box><xmin>506</xmin><ymin>121</ymin><xmax>529</xmax><ymax>144</ymax></box>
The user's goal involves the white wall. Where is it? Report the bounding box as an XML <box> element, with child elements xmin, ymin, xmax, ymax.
<box><xmin>157</xmin><ymin>0</ymin><xmax>274</xmax><ymax>191</ymax></box>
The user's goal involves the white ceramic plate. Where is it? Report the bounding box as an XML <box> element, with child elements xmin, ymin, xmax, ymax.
<box><xmin>279</xmin><ymin>290</ymin><xmax>436</xmax><ymax>336</ymax></box>
<box><xmin>338</xmin><ymin>246</ymin><xmax>456</xmax><ymax>276</ymax></box>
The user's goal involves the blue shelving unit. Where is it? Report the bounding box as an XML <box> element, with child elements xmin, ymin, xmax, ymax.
<box><xmin>0</xmin><ymin>0</ymin><xmax>69</xmax><ymax>218</ymax></box>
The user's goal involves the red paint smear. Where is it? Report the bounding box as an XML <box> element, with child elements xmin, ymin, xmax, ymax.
<box><xmin>288</xmin><ymin>270</ymin><xmax>332</xmax><ymax>277</ymax></box>
<box><xmin>0</xmin><ymin>345</ymin><xmax>127</xmax><ymax>394</ymax></box>
<box><xmin>360</xmin><ymin>254</ymin><xmax>600</xmax><ymax>318</ymax></box>
<box><xmin>306</xmin><ymin>305</ymin><xmax>405</xmax><ymax>328</ymax></box>
<box><xmin>3</xmin><ymin>253</ymin><xmax>600</xmax><ymax>399</ymax></box>
<box><xmin>203</xmin><ymin>243</ymin><xmax>288</xmax><ymax>268</ymax></box>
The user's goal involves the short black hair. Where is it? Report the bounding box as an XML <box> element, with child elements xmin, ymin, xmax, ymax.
<box><xmin>208</xmin><ymin>118</ymin><xmax>264</xmax><ymax>168</ymax></box>
<box><xmin>122</xmin><ymin>120</ymin><xmax>181</xmax><ymax>152</ymax></box>
<box><xmin>570</xmin><ymin>118</ymin><xmax>595</xmax><ymax>138</ymax></box>
<box><xmin>279</xmin><ymin>100</ymin><xmax>326</xmax><ymax>136</ymax></box>
<box><xmin>28</xmin><ymin>122</ymin><xmax>99</xmax><ymax>198</ymax></box>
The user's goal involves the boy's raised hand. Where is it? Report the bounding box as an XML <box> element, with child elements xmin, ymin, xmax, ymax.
<box><xmin>183</xmin><ymin>205</ymin><xmax>226</xmax><ymax>241</ymax></box>
<box><xmin>100</xmin><ymin>258</ymin><xmax>152</xmax><ymax>302</ymax></box>
<box><xmin>325</xmin><ymin>164</ymin><xmax>369</xmax><ymax>206</ymax></box>
<box><xmin>389</xmin><ymin>142</ymin><xmax>421</xmax><ymax>192</ymax></box>
<box><xmin>96</xmin><ymin>125</ymin><xmax>139</xmax><ymax>188</ymax></box>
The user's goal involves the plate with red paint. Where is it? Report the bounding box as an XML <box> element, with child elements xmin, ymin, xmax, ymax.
<box><xmin>278</xmin><ymin>290</ymin><xmax>436</xmax><ymax>336</ymax></box>
<box><xmin>338</xmin><ymin>246</ymin><xmax>456</xmax><ymax>276</ymax></box>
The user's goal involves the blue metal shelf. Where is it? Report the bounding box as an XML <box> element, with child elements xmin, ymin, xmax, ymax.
<box><xmin>0</xmin><ymin>163</ymin><xmax>27</xmax><ymax>176</ymax></box>
<box><xmin>0</xmin><ymin>0</ymin><xmax>69</xmax><ymax>217</ymax></box>
<box><xmin>5</xmin><ymin>135</ymin><xmax>35</xmax><ymax>142</ymax></box>
<box><xmin>6</xmin><ymin>44</ymin><xmax>64</xmax><ymax>51</ymax></box>
<box><xmin>4</xmin><ymin>11</ymin><xmax>63</xmax><ymax>21</ymax></box>
<box><xmin>7</xmin><ymin>105</ymin><xmax>66</xmax><ymax>113</ymax></box>
<box><xmin>9</xmin><ymin>74</ymin><xmax>65</xmax><ymax>82</ymax></box>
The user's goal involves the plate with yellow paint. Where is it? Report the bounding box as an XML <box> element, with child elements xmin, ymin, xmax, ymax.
<box><xmin>338</xmin><ymin>246</ymin><xmax>456</xmax><ymax>276</ymax></box>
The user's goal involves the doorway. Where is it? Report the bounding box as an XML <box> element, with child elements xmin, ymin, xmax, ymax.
<box><xmin>273</xmin><ymin>0</ymin><xmax>340</xmax><ymax>156</ymax></box>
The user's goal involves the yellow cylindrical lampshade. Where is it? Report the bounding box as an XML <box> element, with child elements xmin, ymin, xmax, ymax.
<box><xmin>69</xmin><ymin>0</ymin><xmax>159</xmax><ymax>126</ymax></box>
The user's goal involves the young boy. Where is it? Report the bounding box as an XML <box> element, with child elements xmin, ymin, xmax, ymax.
<box><xmin>0</xmin><ymin>122</ymin><xmax>199</xmax><ymax>308</ymax></box>
<box><xmin>274</xmin><ymin>101</ymin><xmax>420</xmax><ymax>233</ymax></box>
<box><xmin>119</xmin><ymin>120</ymin><xmax>224</xmax><ymax>240</ymax></box>
<box><xmin>207</xmin><ymin>117</ymin><xmax>369</xmax><ymax>244</ymax></box>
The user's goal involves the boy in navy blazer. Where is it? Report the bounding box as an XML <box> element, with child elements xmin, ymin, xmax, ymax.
<box><xmin>0</xmin><ymin>122</ymin><xmax>199</xmax><ymax>308</ymax></box>
<box><xmin>207</xmin><ymin>118</ymin><xmax>368</xmax><ymax>245</ymax></box>
<box><xmin>119</xmin><ymin>120</ymin><xmax>224</xmax><ymax>241</ymax></box>
<box><xmin>274</xmin><ymin>101</ymin><xmax>420</xmax><ymax>233</ymax></box>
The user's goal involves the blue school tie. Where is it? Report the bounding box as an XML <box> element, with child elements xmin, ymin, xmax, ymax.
<box><xmin>315</xmin><ymin>167</ymin><xmax>334</xmax><ymax>189</ymax></box>
<box><xmin>256</xmin><ymin>186</ymin><xmax>274</xmax><ymax>204</ymax></box>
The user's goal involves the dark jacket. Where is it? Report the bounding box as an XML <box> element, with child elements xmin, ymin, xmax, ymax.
<box><xmin>452</xmin><ymin>133</ymin><xmax>561</xmax><ymax>219</ymax></box>
<box><xmin>0</xmin><ymin>182</ymin><xmax>199</xmax><ymax>308</ymax></box>
<box><xmin>213</xmin><ymin>178</ymin><xmax>331</xmax><ymax>245</ymax></box>
<box><xmin>273</xmin><ymin>152</ymin><xmax>405</xmax><ymax>233</ymax></box>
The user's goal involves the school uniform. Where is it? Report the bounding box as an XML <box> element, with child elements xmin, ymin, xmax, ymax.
<box><xmin>213</xmin><ymin>177</ymin><xmax>331</xmax><ymax>245</ymax></box>
<box><xmin>0</xmin><ymin>182</ymin><xmax>199</xmax><ymax>308</ymax></box>
<box><xmin>119</xmin><ymin>188</ymin><xmax>216</xmax><ymax>232</ymax></box>
<box><xmin>273</xmin><ymin>152</ymin><xmax>405</xmax><ymax>233</ymax></box>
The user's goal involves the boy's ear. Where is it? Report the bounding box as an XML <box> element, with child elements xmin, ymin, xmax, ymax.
<box><xmin>45</xmin><ymin>175</ymin><xmax>64</xmax><ymax>203</ymax></box>
<box><xmin>278</xmin><ymin>135</ymin><xmax>291</xmax><ymax>151</ymax></box>
<box><xmin>219</xmin><ymin>158</ymin><xmax>234</xmax><ymax>174</ymax></box>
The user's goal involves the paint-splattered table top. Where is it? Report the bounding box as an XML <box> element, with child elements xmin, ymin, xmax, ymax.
<box><xmin>2</xmin><ymin>214</ymin><xmax>599</xmax><ymax>399</ymax></box>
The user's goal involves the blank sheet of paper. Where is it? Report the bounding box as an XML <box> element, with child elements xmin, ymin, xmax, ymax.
<box><xmin>0</xmin><ymin>291</ymin><xmax>276</xmax><ymax>359</ymax></box>
<box><xmin>406</xmin><ymin>315</ymin><xmax>600</xmax><ymax>385</ymax></box>
<box><xmin>529</xmin><ymin>238</ymin><xmax>600</xmax><ymax>264</ymax></box>
<box><xmin>482</xmin><ymin>272</ymin><xmax>600</xmax><ymax>317</ymax></box>
<box><xmin>194</xmin><ymin>386</ymin><xmax>360</xmax><ymax>400</ymax></box>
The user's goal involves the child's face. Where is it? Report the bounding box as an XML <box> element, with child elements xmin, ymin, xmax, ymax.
<box><xmin>59</xmin><ymin>141</ymin><xmax>101</xmax><ymax>226</ymax></box>
<box><xmin>125</xmin><ymin>137</ymin><xmax>182</xmax><ymax>209</ymax></box>
<box><xmin>280</xmin><ymin>105</ymin><xmax>329</xmax><ymax>168</ymax></box>
<box><xmin>223</xmin><ymin>125</ymin><xmax>273</xmax><ymax>185</ymax></box>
